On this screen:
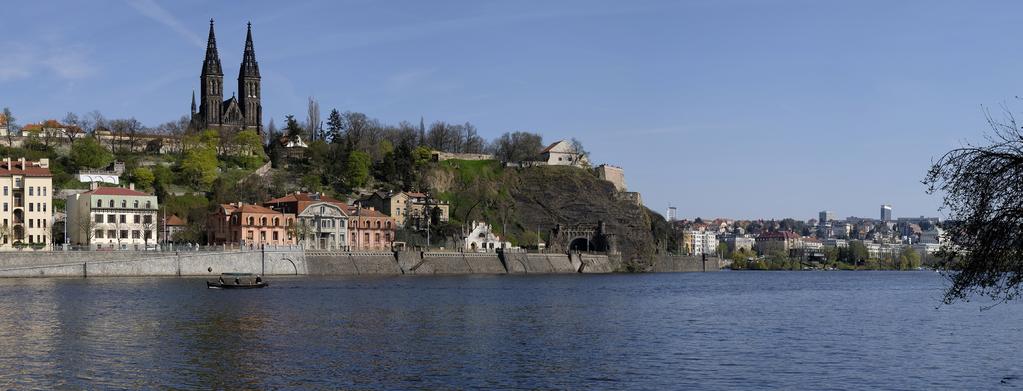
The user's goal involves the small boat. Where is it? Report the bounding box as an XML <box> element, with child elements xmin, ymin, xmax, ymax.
<box><xmin>207</xmin><ymin>273</ymin><xmax>268</xmax><ymax>289</ymax></box>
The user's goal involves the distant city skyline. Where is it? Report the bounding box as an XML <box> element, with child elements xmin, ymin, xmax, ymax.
<box><xmin>3</xmin><ymin>0</ymin><xmax>1018</xmax><ymax>218</ymax></box>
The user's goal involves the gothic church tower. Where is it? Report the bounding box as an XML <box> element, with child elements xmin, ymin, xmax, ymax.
<box><xmin>191</xmin><ymin>19</ymin><xmax>262</xmax><ymax>136</ymax></box>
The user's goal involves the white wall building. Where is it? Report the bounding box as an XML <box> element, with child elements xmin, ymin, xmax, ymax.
<box><xmin>66</xmin><ymin>185</ymin><xmax>159</xmax><ymax>250</ymax></box>
<box><xmin>464</xmin><ymin>221</ymin><xmax>512</xmax><ymax>252</ymax></box>
<box><xmin>540</xmin><ymin>139</ymin><xmax>588</xmax><ymax>167</ymax></box>
<box><xmin>294</xmin><ymin>201</ymin><xmax>348</xmax><ymax>250</ymax></box>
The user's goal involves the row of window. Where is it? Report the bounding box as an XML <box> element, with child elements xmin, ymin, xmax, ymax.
<box><xmin>351</xmin><ymin>232</ymin><xmax>391</xmax><ymax>244</ymax></box>
<box><xmin>1</xmin><ymin>235</ymin><xmax>47</xmax><ymax>245</ymax></box>
<box><xmin>1</xmin><ymin>202</ymin><xmax>46</xmax><ymax>212</ymax></box>
<box><xmin>27</xmin><ymin>219</ymin><xmax>46</xmax><ymax>229</ymax></box>
<box><xmin>243</xmin><ymin>230</ymin><xmax>290</xmax><ymax>242</ymax></box>
<box><xmin>94</xmin><ymin>229</ymin><xmax>153</xmax><ymax>240</ymax></box>
<box><xmin>94</xmin><ymin>214</ymin><xmax>153</xmax><ymax>225</ymax></box>
<box><xmin>2</xmin><ymin>184</ymin><xmax>47</xmax><ymax>196</ymax></box>
<box><xmin>96</xmin><ymin>199</ymin><xmax>153</xmax><ymax>209</ymax></box>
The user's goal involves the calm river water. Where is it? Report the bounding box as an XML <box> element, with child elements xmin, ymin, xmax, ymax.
<box><xmin>0</xmin><ymin>271</ymin><xmax>1019</xmax><ymax>389</ymax></box>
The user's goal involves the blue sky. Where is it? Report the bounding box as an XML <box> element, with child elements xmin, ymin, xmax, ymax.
<box><xmin>1</xmin><ymin>0</ymin><xmax>1018</xmax><ymax>220</ymax></box>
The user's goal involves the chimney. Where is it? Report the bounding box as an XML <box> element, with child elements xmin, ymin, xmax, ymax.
<box><xmin>90</xmin><ymin>182</ymin><xmax>99</xmax><ymax>190</ymax></box>
<box><xmin>129</xmin><ymin>183</ymin><xmax>135</xmax><ymax>191</ymax></box>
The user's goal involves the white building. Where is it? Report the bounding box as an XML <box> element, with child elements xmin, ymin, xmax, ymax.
<box><xmin>66</xmin><ymin>184</ymin><xmax>159</xmax><ymax>250</ymax></box>
<box><xmin>0</xmin><ymin>158</ymin><xmax>53</xmax><ymax>250</ymax></box>
<box><xmin>294</xmin><ymin>201</ymin><xmax>348</xmax><ymax>250</ymax></box>
<box><xmin>540</xmin><ymin>139</ymin><xmax>588</xmax><ymax>167</ymax></box>
<box><xmin>464</xmin><ymin>221</ymin><xmax>512</xmax><ymax>252</ymax></box>
<box><xmin>684</xmin><ymin>230</ymin><xmax>719</xmax><ymax>256</ymax></box>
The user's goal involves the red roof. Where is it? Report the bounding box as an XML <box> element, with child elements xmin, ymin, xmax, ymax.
<box><xmin>85</xmin><ymin>187</ymin><xmax>152</xmax><ymax>197</ymax></box>
<box><xmin>757</xmin><ymin>231</ymin><xmax>800</xmax><ymax>240</ymax></box>
<box><xmin>265</xmin><ymin>192</ymin><xmax>346</xmax><ymax>205</ymax></box>
<box><xmin>0</xmin><ymin>159</ymin><xmax>51</xmax><ymax>177</ymax></box>
<box><xmin>221</xmin><ymin>203</ymin><xmax>282</xmax><ymax>215</ymax></box>
<box><xmin>166</xmin><ymin>215</ymin><xmax>187</xmax><ymax>226</ymax></box>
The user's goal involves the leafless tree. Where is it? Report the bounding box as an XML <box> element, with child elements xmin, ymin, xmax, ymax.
<box><xmin>62</xmin><ymin>112</ymin><xmax>84</xmax><ymax>145</ymax></box>
<box><xmin>491</xmin><ymin>131</ymin><xmax>544</xmax><ymax>162</ymax></box>
<box><xmin>925</xmin><ymin>106</ymin><xmax>1023</xmax><ymax>303</ymax></box>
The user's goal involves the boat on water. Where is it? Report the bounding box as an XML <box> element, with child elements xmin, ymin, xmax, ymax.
<box><xmin>207</xmin><ymin>273</ymin><xmax>268</xmax><ymax>289</ymax></box>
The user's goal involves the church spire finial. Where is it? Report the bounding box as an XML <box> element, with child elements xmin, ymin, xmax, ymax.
<box><xmin>191</xmin><ymin>90</ymin><xmax>196</xmax><ymax>115</ymax></box>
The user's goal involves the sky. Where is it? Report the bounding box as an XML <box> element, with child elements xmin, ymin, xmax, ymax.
<box><xmin>1</xmin><ymin>0</ymin><xmax>1020</xmax><ymax>220</ymax></box>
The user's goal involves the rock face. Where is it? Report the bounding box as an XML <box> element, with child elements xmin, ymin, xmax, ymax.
<box><xmin>428</xmin><ymin>163</ymin><xmax>661</xmax><ymax>270</ymax></box>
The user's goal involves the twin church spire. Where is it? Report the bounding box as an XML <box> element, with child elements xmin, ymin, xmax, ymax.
<box><xmin>192</xmin><ymin>19</ymin><xmax>262</xmax><ymax>135</ymax></box>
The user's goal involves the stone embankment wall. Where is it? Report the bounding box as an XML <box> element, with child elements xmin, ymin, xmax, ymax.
<box><xmin>0</xmin><ymin>250</ymin><xmax>720</xmax><ymax>277</ymax></box>
<box><xmin>650</xmin><ymin>255</ymin><xmax>725</xmax><ymax>272</ymax></box>
<box><xmin>0</xmin><ymin>250</ymin><xmax>305</xmax><ymax>278</ymax></box>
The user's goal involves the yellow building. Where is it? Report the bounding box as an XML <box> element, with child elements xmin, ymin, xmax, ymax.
<box><xmin>0</xmin><ymin>158</ymin><xmax>53</xmax><ymax>249</ymax></box>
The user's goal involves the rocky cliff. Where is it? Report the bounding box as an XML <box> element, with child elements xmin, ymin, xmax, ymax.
<box><xmin>427</xmin><ymin>161</ymin><xmax>663</xmax><ymax>271</ymax></box>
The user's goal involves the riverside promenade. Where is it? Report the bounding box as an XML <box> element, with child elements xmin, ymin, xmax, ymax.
<box><xmin>0</xmin><ymin>248</ymin><xmax>723</xmax><ymax>277</ymax></box>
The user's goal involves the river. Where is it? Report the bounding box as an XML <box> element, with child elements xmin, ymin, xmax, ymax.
<box><xmin>0</xmin><ymin>271</ymin><xmax>1018</xmax><ymax>389</ymax></box>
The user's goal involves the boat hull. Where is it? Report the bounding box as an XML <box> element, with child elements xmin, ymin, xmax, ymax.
<box><xmin>206</xmin><ymin>281</ymin><xmax>269</xmax><ymax>289</ymax></box>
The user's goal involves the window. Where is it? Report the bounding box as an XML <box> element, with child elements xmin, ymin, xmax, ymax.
<box><xmin>374</xmin><ymin>233</ymin><xmax>380</xmax><ymax>243</ymax></box>
<box><xmin>107</xmin><ymin>214</ymin><xmax>115</xmax><ymax>223</ymax></box>
<box><xmin>261</xmin><ymin>217</ymin><xmax>267</xmax><ymax>226</ymax></box>
<box><xmin>28</xmin><ymin>203</ymin><xmax>32</xmax><ymax>212</ymax></box>
<box><xmin>145</xmin><ymin>201</ymin><xmax>151</xmax><ymax>209</ymax></box>
<box><xmin>131</xmin><ymin>230</ymin><xmax>140</xmax><ymax>239</ymax></box>
<box><xmin>133</xmin><ymin>200</ymin><xmax>138</xmax><ymax>208</ymax></box>
<box><xmin>376</xmin><ymin>221</ymin><xmax>381</xmax><ymax>229</ymax></box>
<box><xmin>248</xmin><ymin>217</ymin><xmax>255</xmax><ymax>226</ymax></box>
<box><xmin>133</xmin><ymin>215</ymin><xmax>140</xmax><ymax>224</ymax></box>
<box><xmin>143</xmin><ymin>215</ymin><xmax>152</xmax><ymax>224</ymax></box>
<box><xmin>273</xmin><ymin>217</ymin><xmax>279</xmax><ymax>226</ymax></box>
<box><xmin>272</xmin><ymin>231</ymin><xmax>278</xmax><ymax>241</ymax></box>
<box><xmin>2</xmin><ymin>203</ymin><xmax>6</xmax><ymax>212</ymax></box>
<box><xmin>96</xmin><ymin>199</ymin><xmax>102</xmax><ymax>208</ymax></box>
<box><xmin>260</xmin><ymin>231</ymin><xmax>266</xmax><ymax>241</ymax></box>
<box><xmin>120</xmin><ymin>230</ymin><xmax>128</xmax><ymax>239</ymax></box>
<box><xmin>2</xmin><ymin>186</ymin><xmax>6</xmax><ymax>196</ymax></box>
<box><xmin>95</xmin><ymin>229</ymin><xmax>104</xmax><ymax>239</ymax></box>
<box><xmin>119</xmin><ymin>215</ymin><xmax>126</xmax><ymax>224</ymax></box>
<box><xmin>246</xmin><ymin>231</ymin><xmax>254</xmax><ymax>240</ymax></box>
<box><xmin>108</xmin><ymin>200</ymin><xmax>113</xmax><ymax>208</ymax></box>
<box><xmin>144</xmin><ymin>230</ymin><xmax>152</xmax><ymax>240</ymax></box>
<box><xmin>95</xmin><ymin>214</ymin><xmax>102</xmax><ymax>223</ymax></box>
<box><xmin>121</xmin><ymin>200</ymin><xmax>126</xmax><ymax>208</ymax></box>
<box><xmin>107</xmin><ymin>230</ymin><xmax>115</xmax><ymax>238</ymax></box>
<box><xmin>42</xmin><ymin>203</ymin><xmax>45</xmax><ymax>212</ymax></box>
<box><xmin>386</xmin><ymin>222</ymin><xmax>391</xmax><ymax>229</ymax></box>
<box><xmin>28</xmin><ymin>187</ymin><xmax>33</xmax><ymax>196</ymax></box>
<box><xmin>28</xmin><ymin>220</ymin><xmax>33</xmax><ymax>228</ymax></box>
<box><xmin>43</xmin><ymin>220</ymin><xmax>46</xmax><ymax>228</ymax></box>
<box><xmin>42</xmin><ymin>187</ymin><xmax>46</xmax><ymax>196</ymax></box>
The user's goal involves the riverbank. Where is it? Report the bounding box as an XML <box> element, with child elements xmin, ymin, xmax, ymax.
<box><xmin>0</xmin><ymin>250</ymin><xmax>725</xmax><ymax>277</ymax></box>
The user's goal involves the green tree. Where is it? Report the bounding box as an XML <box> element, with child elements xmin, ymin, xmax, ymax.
<box><xmin>69</xmin><ymin>137</ymin><xmax>113</xmax><ymax>169</ymax></box>
<box><xmin>898</xmin><ymin>246</ymin><xmax>921</xmax><ymax>270</ymax></box>
<box><xmin>342</xmin><ymin>151</ymin><xmax>371</xmax><ymax>189</ymax></box>
<box><xmin>180</xmin><ymin>130</ymin><xmax>219</xmax><ymax>190</ymax></box>
<box><xmin>130</xmin><ymin>167</ymin><xmax>155</xmax><ymax>190</ymax></box>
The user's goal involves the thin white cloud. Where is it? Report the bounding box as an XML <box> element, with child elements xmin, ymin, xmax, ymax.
<box><xmin>0</xmin><ymin>43</ymin><xmax>96</xmax><ymax>82</ymax></box>
<box><xmin>125</xmin><ymin>0</ymin><xmax>205</xmax><ymax>48</ymax></box>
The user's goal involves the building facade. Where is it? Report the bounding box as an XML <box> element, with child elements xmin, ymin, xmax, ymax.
<box><xmin>265</xmin><ymin>192</ymin><xmax>396</xmax><ymax>250</ymax></box>
<box><xmin>207</xmin><ymin>202</ymin><xmax>295</xmax><ymax>246</ymax></box>
<box><xmin>358</xmin><ymin>191</ymin><xmax>449</xmax><ymax>229</ymax></box>
<box><xmin>191</xmin><ymin>20</ymin><xmax>262</xmax><ymax>135</ymax></box>
<box><xmin>293</xmin><ymin>201</ymin><xmax>348</xmax><ymax>250</ymax></box>
<box><xmin>464</xmin><ymin>221</ymin><xmax>512</xmax><ymax>252</ymax></box>
<box><xmin>682</xmin><ymin>229</ymin><xmax>719</xmax><ymax>256</ymax></box>
<box><xmin>0</xmin><ymin>158</ymin><xmax>52</xmax><ymax>249</ymax></box>
<box><xmin>66</xmin><ymin>185</ymin><xmax>159</xmax><ymax>250</ymax></box>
